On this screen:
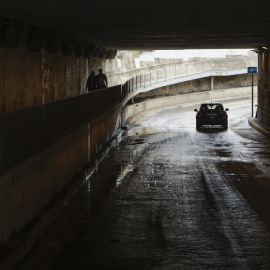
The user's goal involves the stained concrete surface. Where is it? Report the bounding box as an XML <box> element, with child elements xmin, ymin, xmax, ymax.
<box><xmin>1</xmin><ymin>1</ymin><xmax>270</xmax><ymax>49</ymax></box>
<box><xmin>16</xmin><ymin>97</ymin><xmax>270</xmax><ymax>269</ymax></box>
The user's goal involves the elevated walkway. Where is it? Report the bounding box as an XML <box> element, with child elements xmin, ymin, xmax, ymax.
<box><xmin>121</xmin><ymin>56</ymin><xmax>257</xmax><ymax>106</ymax></box>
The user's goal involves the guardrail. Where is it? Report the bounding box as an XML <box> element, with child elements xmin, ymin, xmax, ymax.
<box><xmin>0</xmin><ymin>86</ymin><xmax>121</xmax><ymax>172</ymax></box>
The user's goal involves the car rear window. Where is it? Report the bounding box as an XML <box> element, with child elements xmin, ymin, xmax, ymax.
<box><xmin>200</xmin><ymin>104</ymin><xmax>224</xmax><ymax>111</ymax></box>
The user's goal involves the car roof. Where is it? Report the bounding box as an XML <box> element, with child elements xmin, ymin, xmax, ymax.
<box><xmin>200</xmin><ymin>102</ymin><xmax>223</xmax><ymax>105</ymax></box>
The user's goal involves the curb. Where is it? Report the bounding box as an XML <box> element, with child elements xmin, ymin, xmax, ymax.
<box><xmin>248</xmin><ymin>117</ymin><xmax>270</xmax><ymax>138</ymax></box>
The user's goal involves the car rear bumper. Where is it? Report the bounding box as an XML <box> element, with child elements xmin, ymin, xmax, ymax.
<box><xmin>197</xmin><ymin>118</ymin><xmax>227</xmax><ymax>126</ymax></box>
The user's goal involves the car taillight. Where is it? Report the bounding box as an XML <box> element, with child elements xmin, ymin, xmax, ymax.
<box><xmin>222</xmin><ymin>111</ymin><xmax>227</xmax><ymax>117</ymax></box>
<box><xmin>197</xmin><ymin>112</ymin><xmax>202</xmax><ymax>117</ymax></box>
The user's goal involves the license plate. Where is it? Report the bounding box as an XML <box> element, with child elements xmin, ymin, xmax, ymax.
<box><xmin>207</xmin><ymin>113</ymin><xmax>217</xmax><ymax>116</ymax></box>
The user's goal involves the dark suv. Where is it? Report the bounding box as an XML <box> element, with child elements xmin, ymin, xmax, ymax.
<box><xmin>194</xmin><ymin>103</ymin><xmax>229</xmax><ymax>130</ymax></box>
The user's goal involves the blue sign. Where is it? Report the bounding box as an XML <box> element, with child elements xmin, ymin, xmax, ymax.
<box><xmin>248</xmin><ymin>67</ymin><xmax>257</xmax><ymax>73</ymax></box>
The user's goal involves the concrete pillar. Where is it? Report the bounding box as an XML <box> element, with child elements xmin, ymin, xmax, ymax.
<box><xmin>257</xmin><ymin>50</ymin><xmax>270</xmax><ymax>125</ymax></box>
<box><xmin>211</xmin><ymin>76</ymin><xmax>214</xmax><ymax>90</ymax></box>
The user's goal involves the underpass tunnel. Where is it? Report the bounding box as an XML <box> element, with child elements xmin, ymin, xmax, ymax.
<box><xmin>0</xmin><ymin>3</ymin><xmax>270</xmax><ymax>267</ymax></box>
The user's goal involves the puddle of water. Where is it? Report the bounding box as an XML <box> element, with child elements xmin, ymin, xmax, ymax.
<box><xmin>128</xmin><ymin>127</ymin><xmax>164</xmax><ymax>136</ymax></box>
<box><xmin>216</xmin><ymin>150</ymin><xmax>232</xmax><ymax>157</ymax></box>
<box><xmin>116</xmin><ymin>164</ymin><xmax>135</xmax><ymax>187</ymax></box>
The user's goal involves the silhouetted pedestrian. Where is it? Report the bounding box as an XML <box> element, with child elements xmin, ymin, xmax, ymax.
<box><xmin>95</xmin><ymin>68</ymin><xmax>108</xmax><ymax>89</ymax></box>
<box><xmin>86</xmin><ymin>71</ymin><xmax>97</xmax><ymax>92</ymax></box>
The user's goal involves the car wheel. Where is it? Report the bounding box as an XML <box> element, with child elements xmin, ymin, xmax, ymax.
<box><xmin>196</xmin><ymin>121</ymin><xmax>201</xmax><ymax>130</ymax></box>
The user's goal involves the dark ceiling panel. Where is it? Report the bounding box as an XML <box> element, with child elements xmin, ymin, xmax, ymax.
<box><xmin>0</xmin><ymin>0</ymin><xmax>269</xmax><ymax>49</ymax></box>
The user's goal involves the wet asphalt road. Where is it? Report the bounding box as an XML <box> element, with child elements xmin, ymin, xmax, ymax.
<box><xmin>18</xmin><ymin>97</ymin><xmax>270</xmax><ymax>269</ymax></box>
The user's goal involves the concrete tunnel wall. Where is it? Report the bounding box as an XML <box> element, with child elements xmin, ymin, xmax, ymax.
<box><xmin>0</xmin><ymin>43</ymin><xmax>132</xmax><ymax>113</ymax></box>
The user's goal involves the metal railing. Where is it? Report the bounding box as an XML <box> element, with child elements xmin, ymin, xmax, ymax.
<box><xmin>121</xmin><ymin>56</ymin><xmax>258</xmax><ymax>101</ymax></box>
<box><xmin>0</xmin><ymin>85</ymin><xmax>121</xmax><ymax>172</ymax></box>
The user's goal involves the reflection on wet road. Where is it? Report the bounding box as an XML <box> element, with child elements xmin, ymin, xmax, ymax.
<box><xmin>19</xmin><ymin>97</ymin><xmax>270</xmax><ymax>269</ymax></box>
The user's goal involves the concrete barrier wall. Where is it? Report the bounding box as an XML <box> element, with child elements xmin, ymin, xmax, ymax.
<box><xmin>108</xmin><ymin>52</ymin><xmax>257</xmax><ymax>86</ymax></box>
<box><xmin>0</xmin><ymin>124</ymin><xmax>88</xmax><ymax>243</ymax></box>
<box><xmin>135</xmin><ymin>74</ymin><xmax>257</xmax><ymax>101</ymax></box>
<box><xmin>187</xmin><ymin>57</ymin><xmax>257</xmax><ymax>74</ymax></box>
<box><xmin>123</xmin><ymin>86</ymin><xmax>257</xmax><ymax>123</ymax></box>
<box><xmin>0</xmin><ymin>103</ymin><xmax>122</xmax><ymax>246</ymax></box>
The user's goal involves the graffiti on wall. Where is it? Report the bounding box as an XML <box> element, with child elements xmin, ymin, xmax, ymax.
<box><xmin>42</xmin><ymin>61</ymin><xmax>54</xmax><ymax>103</ymax></box>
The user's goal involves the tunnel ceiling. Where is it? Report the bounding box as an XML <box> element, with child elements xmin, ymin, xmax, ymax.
<box><xmin>0</xmin><ymin>0</ymin><xmax>270</xmax><ymax>50</ymax></box>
